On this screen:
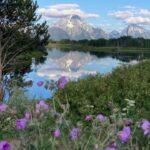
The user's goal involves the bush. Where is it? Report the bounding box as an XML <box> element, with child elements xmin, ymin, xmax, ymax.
<box><xmin>54</xmin><ymin>60</ymin><xmax>150</xmax><ymax>120</ymax></box>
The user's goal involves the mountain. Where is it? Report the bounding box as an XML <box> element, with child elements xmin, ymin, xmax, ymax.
<box><xmin>49</xmin><ymin>27</ymin><xmax>70</xmax><ymax>41</ymax></box>
<box><xmin>121</xmin><ymin>24</ymin><xmax>150</xmax><ymax>39</ymax></box>
<box><xmin>49</xmin><ymin>16</ymin><xmax>150</xmax><ymax>40</ymax></box>
<box><xmin>109</xmin><ymin>30</ymin><xmax>120</xmax><ymax>39</ymax></box>
<box><xmin>49</xmin><ymin>15</ymin><xmax>108</xmax><ymax>41</ymax></box>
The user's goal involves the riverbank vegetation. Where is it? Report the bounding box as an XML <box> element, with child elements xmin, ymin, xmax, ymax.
<box><xmin>0</xmin><ymin>60</ymin><xmax>150</xmax><ymax>149</ymax></box>
<box><xmin>54</xmin><ymin>60</ymin><xmax>150</xmax><ymax>121</ymax></box>
<box><xmin>47</xmin><ymin>37</ymin><xmax>150</xmax><ymax>52</ymax></box>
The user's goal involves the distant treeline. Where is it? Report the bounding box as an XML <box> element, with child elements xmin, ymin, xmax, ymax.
<box><xmin>50</xmin><ymin>36</ymin><xmax>150</xmax><ymax>48</ymax></box>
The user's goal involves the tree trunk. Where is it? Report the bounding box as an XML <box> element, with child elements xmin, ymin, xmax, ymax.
<box><xmin>0</xmin><ymin>66</ymin><xmax>4</xmax><ymax>101</ymax></box>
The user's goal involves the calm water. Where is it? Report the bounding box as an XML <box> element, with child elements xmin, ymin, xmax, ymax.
<box><xmin>24</xmin><ymin>48</ymin><xmax>150</xmax><ymax>99</ymax></box>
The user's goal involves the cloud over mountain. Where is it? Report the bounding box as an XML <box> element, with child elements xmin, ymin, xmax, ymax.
<box><xmin>125</xmin><ymin>16</ymin><xmax>150</xmax><ymax>25</ymax></box>
<box><xmin>109</xmin><ymin>7</ymin><xmax>150</xmax><ymax>25</ymax></box>
<box><xmin>37</xmin><ymin>3</ymin><xmax>100</xmax><ymax>19</ymax></box>
<box><xmin>37</xmin><ymin>2</ymin><xmax>150</xmax><ymax>32</ymax></box>
<box><xmin>140</xmin><ymin>9</ymin><xmax>150</xmax><ymax>17</ymax></box>
<box><xmin>109</xmin><ymin>10</ymin><xmax>133</xmax><ymax>19</ymax></box>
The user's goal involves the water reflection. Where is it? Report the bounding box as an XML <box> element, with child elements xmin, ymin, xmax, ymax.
<box><xmin>36</xmin><ymin>49</ymin><xmax>98</xmax><ymax>80</ymax></box>
<box><xmin>90</xmin><ymin>51</ymin><xmax>150</xmax><ymax>62</ymax></box>
<box><xmin>24</xmin><ymin>48</ymin><xmax>150</xmax><ymax>99</ymax></box>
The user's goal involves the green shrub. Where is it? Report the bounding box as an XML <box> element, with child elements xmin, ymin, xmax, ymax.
<box><xmin>54</xmin><ymin>60</ymin><xmax>150</xmax><ymax>120</ymax></box>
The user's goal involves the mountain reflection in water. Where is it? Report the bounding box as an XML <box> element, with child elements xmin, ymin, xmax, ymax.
<box><xmin>24</xmin><ymin>48</ymin><xmax>150</xmax><ymax>99</ymax></box>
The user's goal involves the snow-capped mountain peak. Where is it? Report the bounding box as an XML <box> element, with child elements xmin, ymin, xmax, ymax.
<box><xmin>121</xmin><ymin>24</ymin><xmax>150</xmax><ymax>39</ymax></box>
<box><xmin>49</xmin><ymin>16</ymin><xmax>150</xmax><ymax>41</ymax></box>
<box><xmin>66</xmin><ymin>20</ymin><xmax>74</xmax><ymax>28</ymax></box>
<box><xmin>49</xmin><ymin>15</ymin><xmax>108</xmax><ymax>41</ymax></box>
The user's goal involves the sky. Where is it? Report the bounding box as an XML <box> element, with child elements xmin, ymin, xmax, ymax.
<box><xmin>36</xmin><ymin>0</ymin><xmax>150</xmax><ymax>32</ymax></box>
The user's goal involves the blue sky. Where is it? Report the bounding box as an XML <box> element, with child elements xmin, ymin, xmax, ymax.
<box><xmin>36</xmin><ymin>0</ymin><xmax>150</xmax><ymax>31</ymax></box>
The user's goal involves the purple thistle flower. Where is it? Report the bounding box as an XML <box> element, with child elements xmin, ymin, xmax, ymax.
<box><xmin>96</xmin><ymin>114</ymin><xmax>107</xmax><ymax>121</ymax></box>
<box><xmin>105</xmin><ymin>142</ymin><xmax>118</xmax><ymax>150</ymax></box>
<box><xmin>37</xmin><ymin>81</ymin><xmax>44</xmax><ymax>87</ymax></box>
<box><xmin>119</xmin><ymin>127</ymin><xmax>131</xmax><ymax>143</ymax></box>
<box><xmin>140</xmin><ymin>119</ymin><xmax>150</xmax><ymax>135</ymax></box>
<box><xmin>36</xmin><ymin>100</ymin><xmax>49</xmax><ymax>113</ymax></box>
<box><xmin>85</xmin><ymin>115</ymin><xmax>92</xmax><ymax>121</ymax></box>
<box><xmin>39</xmin><ymin>100</ymin><xmax>46</xmax><ymax>106</ymax></box>
<box><xmin>36</xmin><ymin>104</ymin><xmax>40</xmax><ymax>113</ymax></box>
<box><xmin>43</xmin><ymin>103</ymin><xmax>49</xmax><ymax>110</ymax></box>
<box><xmin>0</xmin><ymin>104</ymin><xmax>8</xmax><ymax>112</ymax></box>
<box><xmin>39</xmin><ymin>100</ymin><xmax>49</xmax><ymax>110</ymax></box>
<box><xmin>16</xmin><ymin>119</ymin><xmax>27</xmax><ymax>130</ymax></box>
<box><xmin>53</xmin><ymin>129</ymin><xmax>61</xmax><ymax>138</ymax></box>
<box><xmin>0</xmin><ymin>141</ymin><xmax>11</xmax><ymax>150</ymax></box>
<box><xmin>70</xmin><ymin>128</ymin><xmax>80</xmax><ymax>141</ymax></box>
<box><xmin>58</xmin><ymin>76</ymin><xmax>68</xmax><ymax>89</ymax></box>
<box><xmin>25</xmin><ymin>112</ymin><xmax>31</xmax><ymax>120</ymax></box>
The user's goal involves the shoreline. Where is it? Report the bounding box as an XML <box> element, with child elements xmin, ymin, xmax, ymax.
<box><xmin>47</xmin><ymin>43</ymin><xmax>150</xmax><ymax>53</ymax></box>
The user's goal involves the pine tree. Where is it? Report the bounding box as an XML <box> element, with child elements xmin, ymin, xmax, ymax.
<box><xmin>0</xmin><ymin>0</ymin><xmax>49</xmax><ymax>100</ymax></box>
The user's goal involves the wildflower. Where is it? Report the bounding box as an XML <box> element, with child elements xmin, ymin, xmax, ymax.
<box><xmin>25</xmin><ymin>112</ymin><xmax>31</xmax><ymax>120</ymax></box>
<box><xmin>36</xmin><ymin>100</ymin><xmax>49</xmax><ymax>113</ymax></box>
<box><xmin>0</xmin><ymin>103</ymin><xmax>8</xmax><ymax>112</ymax></box>
<box><xmin>119</xmin><ymin>127</ymin><xmax>131</xmax><ymax>143</ymax></box>
<box><xmin>39</xmin><ymin>100</ymin><xmax>49</xmax><ymax>110</ymax></box>
<box><xmin>37</xmin><ymin>81</ymin><xmax>44</xmax><ymax>87</ymax></box>
<box><xmin>16</xmin><ymin>119</ymin><xmax>27</xmax><ymax>130</ymax></box>
<box><xmin>123</xmin><ymin>118</ymin><xmax>133</xmax><ymax>126</ymax></box>
<box><xmin>0</xmin><ymin>141</ymin><xmax>11</xmax><ymax>150</ymax></box>
<box><xmin>140</xmin><ymin>119</ymin><xmax>150</xmax><ymax>135</ymax></box>
<box><xmin>53</xmin><ymin>129</ymin><xmax>61</xmax><ymax>138</ymax></box>
<box><xmin>70</xmin><ymin>128</ymin><xmax>80</xmax><ymax>141</ymax></box>
<box><xmin>96</xmin><ymin>114</ymin><xmax>107</xmax><ymax>121</ymax></box>
<box><xmin>106</xmin><ymin>142</ymin><xmax>117</xmax><ymax>150</ymax></box>
<box><xmin>58</xmin><ymin>76</ymin><xmax>68</xmax><ymax>89</ymax></box>
<box><xmin>85</xmin><ymin>115</ymin><xmax>92</xmax><ymax>121</ymax></box>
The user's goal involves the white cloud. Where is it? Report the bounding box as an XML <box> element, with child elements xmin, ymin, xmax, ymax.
<box><xmin>109</xmin><ymin>7</ymin><xmax>150</xmax><ymax>26</ymax></box>
<box><xmin>37</xmin><ymin>69</ymin><xmax>96</xmax><ymax>81</ymax></box>
<box><xmin>124</xmin><ymin>5</ymin><xmax>136</xmax><ymax>9</ymax></box>
<box><xmin>140</xmin><ymin>9</ymin><xmax>150</xmax><ymax>17</ymax></box>
<box><xmin>37</xmin><ymin>3</ymin><xmax>100</xmax><ymax>19</ymax></box>
<box><xmin>108</xmin><ymin>10</ymin><xmax>133</xmax><ymax>19</ymax></box>
<box><xmin>125</xmin><ymin>16</ymin><xmax>150</xmax><ymax>25</ymax></box>
<box><xmin>48</xmin><ymin>4</ymin><xmax>79</xmax><ymax>10</ymax></box>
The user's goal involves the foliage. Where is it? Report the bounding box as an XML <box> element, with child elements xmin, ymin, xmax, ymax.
<box><xmin>0</xmin><ymin>0</ymin><xmax>49</xmax><ymax>75</ymax></box>
<box><xmin>0</xmin><ymin>93</ymin><xmax>150</xmax><ymax>150</ymax></box>
<box><xmin>54</xmin><ymin>60</ymin><xmax>150</xmax><ymax>121</ymax></box>
<box><xmin>0</xmin><ymin>0</ymin><xmax>49</xmax><ymax>100</ymax></box>
<box><xmin>50</xmin><ymin>36</ymin><xmax>150</xmax><ymax>49</ymax></box>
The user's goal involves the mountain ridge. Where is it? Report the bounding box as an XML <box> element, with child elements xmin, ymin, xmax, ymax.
<box><xmin>49</xmin><ymin>15</ymin><xmax>150</xmax><ymax>41</ymax></box>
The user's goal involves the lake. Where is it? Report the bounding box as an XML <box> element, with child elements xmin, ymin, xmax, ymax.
<box><xmin>24</xmin><ymin>48</ymin><xmax>150</xmax><ymax>99</ymax></box>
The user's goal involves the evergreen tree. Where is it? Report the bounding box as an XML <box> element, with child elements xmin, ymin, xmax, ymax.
<box><xmin>0</xmin><ymin>0</ymin><xmax>49</xmax><ymax>100</ymax></box>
